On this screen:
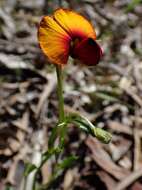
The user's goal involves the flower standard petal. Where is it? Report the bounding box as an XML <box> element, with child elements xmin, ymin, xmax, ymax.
<box><xmin>38</xmin><ymin>16</ymin><xmax>71</xmax><ymax>65</ymax></box>
<box><xmin>53</xmin><ymin>8</ymin><xmax>96</xmax><ymax>40</ymax></box>
<box><xmin>38</xmin><ymin>9</ymin><xmax>102</xmax><ymax>66</ymax></box>
<box><xmin>71</xmin><ymin>38</ymin><xmax>103</xmax><ymax>66</ymax></box>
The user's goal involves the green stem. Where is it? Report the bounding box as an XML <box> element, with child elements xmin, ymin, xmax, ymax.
<box><xmin>56</xmin><ymin>64</ymin><xmax>66</xmax><ymax>149</ymax></box>
<box><xmin>56</xmin><ymin>65</ymin><xmax>65</xmax><ymax>123</ymax></box>
<box><xmin>32</xmin><ymin>66</ymin><xmax>65</xmax><ymax>190</ymax></box>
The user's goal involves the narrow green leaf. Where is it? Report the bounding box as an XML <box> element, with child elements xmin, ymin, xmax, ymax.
<box><xmin>48</xmin><ymin>121</ymin><xmax>68</xmax><ymax>149</ymax></box>
<box><xmin>72</xmin><ymin>120</ymin><xmax>89</xmax><ymax>132</ymax></box>
<box><xmin>48</xmin><ymin>125</ymin><xmax>59</xmax><ymax>149</ymax></box>
<box><xmin>37</xmin><ymin>155</ymin><xmax>78</xmax><ymax>190</ymax></box>
<box><xmin>56</xmin><ymin>155</ymin><xmax>78</xmax><ymax>170</ymax></box>
<box><xmin>66</xmin><ymin>113</ymin><xmax>112</xmax><ymax>144</ymax></box>
<box><xmin>24</xmin><ymin>163</ymin><xmax>37</xmax><ymax>177</ymax></box>
<box><xmin>43</xmin><ymin>147</ymin><xmax>61</xmax><ymax>158</ymax></box>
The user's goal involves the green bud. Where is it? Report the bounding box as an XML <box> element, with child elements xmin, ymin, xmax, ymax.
<box><xmin>93</xmin><ymin>128</ymin><xmax>112</xmax><ymax>144</ymax></box>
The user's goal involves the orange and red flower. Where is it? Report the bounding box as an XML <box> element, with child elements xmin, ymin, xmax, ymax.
<box><xmin>38</xmin><ymin>8</ymin><xmax>102</xmax><ymax>66</ymax></box>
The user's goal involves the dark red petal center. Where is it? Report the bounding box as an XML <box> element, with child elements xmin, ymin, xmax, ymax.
<box><xmin>70</xmin><ymin>38</ymin><xmax>103</xmax><ymax>66</ymax></box>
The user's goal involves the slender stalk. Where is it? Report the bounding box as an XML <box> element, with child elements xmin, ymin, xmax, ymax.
<box><xmin>56</xmin><ymin>65</ymin><xmax>65</xmax><ymax>123</ymax></box>
<box><xmin>31</xmin><ymin>66</ymin><xmax>65</xmax><ymax>190</ymax></box>
<box><xmin>56</xmin><ymin>64</ymin><xmax>67</xmax><ymax>152</ymax></box>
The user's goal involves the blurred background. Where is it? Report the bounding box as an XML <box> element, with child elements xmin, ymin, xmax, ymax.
<box><xmin>0</xmin><ymin>0</ymin><xmax>142</xmax><ymax>189</ymax></box>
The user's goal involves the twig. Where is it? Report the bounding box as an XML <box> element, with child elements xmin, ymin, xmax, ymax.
<box><xmin>115</xmin><ymin>169</ymin><xmax>142</xmax><ymax>190</ymax></box>
<box><xmin>35</xmin><ymin>73</ymin><xmax>56</xmax><ymax>117</ymax></box>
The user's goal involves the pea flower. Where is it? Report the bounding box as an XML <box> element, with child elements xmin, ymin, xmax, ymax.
<box><xmin>38</xmin><ymin>8</ymin><xmax>102</xmax><ymax>66</ymax></box>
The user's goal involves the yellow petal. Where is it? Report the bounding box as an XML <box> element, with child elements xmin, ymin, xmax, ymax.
<box><xmin>38</xmin><ymin>16</ymin><xmax>71</xmax><ymax>65</ymax></box>
<box><xmin>54</xmin><ymin>8</ymin><xmax>96</xmax><ymax>40</ymax></box>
